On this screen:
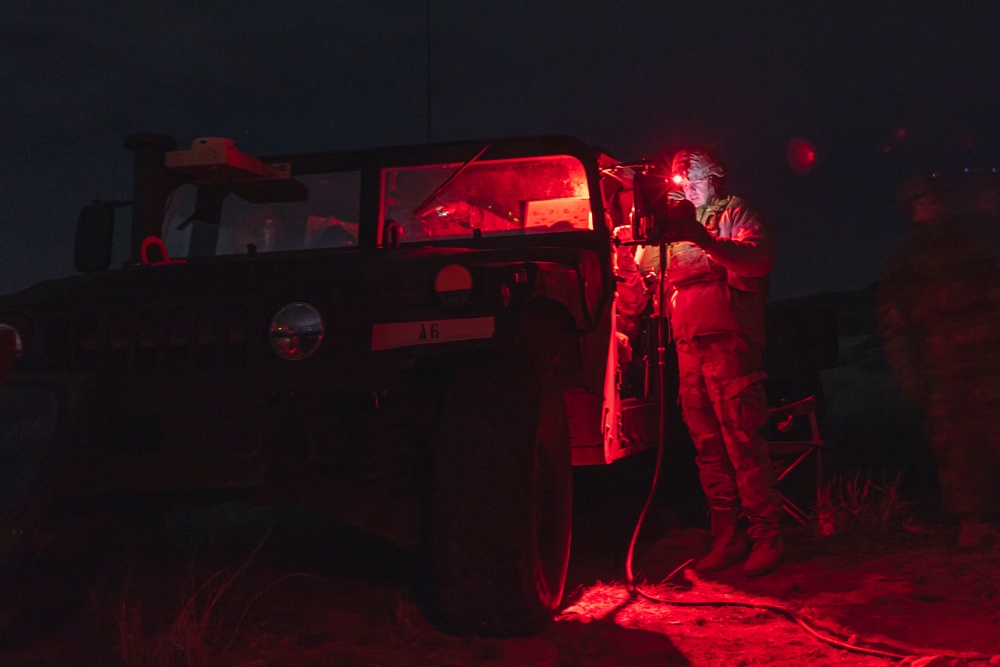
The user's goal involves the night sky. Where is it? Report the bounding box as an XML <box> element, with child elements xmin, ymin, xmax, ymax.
<box><xmin>4</xmin><ymin>1</ymin><xmax>1000</xmax><ymax>300</ymax></box>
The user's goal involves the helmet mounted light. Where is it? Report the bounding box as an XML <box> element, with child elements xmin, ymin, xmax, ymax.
<box><xmin>670</xmin><ymin>149</ymin><xmax>726</xmax><ymax>184</ymax></box>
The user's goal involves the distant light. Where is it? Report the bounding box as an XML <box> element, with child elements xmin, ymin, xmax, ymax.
<box><xmin>787</xmin><ymin>137</ymin><xmax>816</xmax><ymax>175</ymax></box>
<box><xmin>895</xmin><ymin>127</ymin><xmax>907</xmax><ymax>139</ymax></box>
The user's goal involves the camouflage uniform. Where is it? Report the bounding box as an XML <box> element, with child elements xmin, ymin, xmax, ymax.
<box><xmin>877</xmin><ymin>219</ymin><xmax>1000</xmax><ymax>521</ymax></box>
<box><xmin>650</xmin><ymin>195</ymin><xmax>784</xmax><ymax>540</ymax></box>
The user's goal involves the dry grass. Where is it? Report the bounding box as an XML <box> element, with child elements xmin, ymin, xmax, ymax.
<box><xmin>816</xmin><ymin>470</ymin><xmax>910</xmax><ymax>537</ymax></box>
<box><xmin>114</xmin><ymin>528</ymin><xmax>322</xmax><ymax>667</ymax></box>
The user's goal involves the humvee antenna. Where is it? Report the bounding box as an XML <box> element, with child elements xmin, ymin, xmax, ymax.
<box><xmin>426</xmin><ymin>0</ymin><xmax>433</xmax><ymax>142</ymax></box>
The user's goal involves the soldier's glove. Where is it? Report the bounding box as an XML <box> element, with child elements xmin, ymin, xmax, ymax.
<box><xmin>650</xmin><ymin>199</ymin><xmax>711</xmax><ymax>247</ymax></box>
<box><xmin>613</xmin><ymin>225</ymin><xmax>636</xmax><ymax>264</ymax></box>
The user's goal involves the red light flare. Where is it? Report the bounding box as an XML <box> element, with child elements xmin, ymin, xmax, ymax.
<box><xmin>786</xmin><ymin>138</ymin><xmax>816</xmax><ymax>175</ymax></box>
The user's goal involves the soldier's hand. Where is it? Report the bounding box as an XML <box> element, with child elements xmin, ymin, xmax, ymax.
<box><xmin>613</xmin><ymin>225</ymin><xmax>634</xmax><ymax>245</ymax></box>
<box><xmin>655</xmin><ymin>199</ymin><xmax>711</xmax><ymax>247</ymax></box>
<box><xmin>613</xmin><ymin>226</ymin><xmax>639</xmax><ymax>272</ymax></box>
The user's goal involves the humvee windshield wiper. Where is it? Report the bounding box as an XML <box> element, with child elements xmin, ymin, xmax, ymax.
<box><xmin>412</xmin><ymin>143</ymin><xmax>491</xmax><ymax>218</ymax></box>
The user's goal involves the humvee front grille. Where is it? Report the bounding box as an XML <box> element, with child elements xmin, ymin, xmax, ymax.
<box><xmin>68</xmin><ymin>303</ymin><xmax>251</xmax><ymax>378</ymax></box>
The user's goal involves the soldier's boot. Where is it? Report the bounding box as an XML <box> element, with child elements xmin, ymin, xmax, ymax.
<box><xmin>696</xmin><ymin>511</ymin><xmax>749</xmax><ymax>574</ymax></box>
<box><xmin>744</xmin><ymin>535</ymin><xmax>784</xmax><ymax>577</ymax></box>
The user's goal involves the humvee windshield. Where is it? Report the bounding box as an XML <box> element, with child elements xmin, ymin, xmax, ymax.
<box><xmin>159</xmin><ymin>153</ymin><xmax>593</xmax><ymax>259</ymax></box>
<box><xmin>381</xmin><ymin>154</ymin><xmax>592</xmax><ymax>244</ymax></box>
<box><xmin>161</xmin><ymin>171</ymin><xmax>362</xmax><ymax>258</ymax></box>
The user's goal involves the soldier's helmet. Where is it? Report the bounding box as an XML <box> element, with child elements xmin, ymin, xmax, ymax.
<box><xmin>671</xmin><ymin>149</ymin><xmax>727</xmax><ymax>183</ymax></box>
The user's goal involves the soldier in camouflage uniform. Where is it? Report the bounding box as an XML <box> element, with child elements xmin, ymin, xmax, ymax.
<box><xmin>639</xmin><ymin>148</ymin><xmax>784</xmax><ymax>575</ymax></box>
<box><xmin>613</xmin><ymin>223</ymin><xmax>649</xmax><ymax>363</ymax></box>
<box><xmin>877</xmin><ymin>176</ymin><xmax>1000</xmax><ymax>550</ymax></box>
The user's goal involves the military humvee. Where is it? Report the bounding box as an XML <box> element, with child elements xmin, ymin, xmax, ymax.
<box><xmin>0</xmin><ymin>133</ymin><xmax>672</xmax><ymax>636</ymax></box>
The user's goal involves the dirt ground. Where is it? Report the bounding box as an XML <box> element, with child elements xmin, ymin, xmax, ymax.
<box><xmin>1</xmin><ymin>474</ymin><xmax>999</xmax><ymax>667</ymax></box>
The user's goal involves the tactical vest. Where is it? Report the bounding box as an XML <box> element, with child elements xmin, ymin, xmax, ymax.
<box><xmin>663</xmin><ymin>196</ymin><xmax>768</xmax><ymax>345</ymax></box>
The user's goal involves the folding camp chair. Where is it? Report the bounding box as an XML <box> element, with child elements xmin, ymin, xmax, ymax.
<box><xmin>765</xmin><ymin>395</ymin><xmax>825</xmax><ymax>525</ymax></box>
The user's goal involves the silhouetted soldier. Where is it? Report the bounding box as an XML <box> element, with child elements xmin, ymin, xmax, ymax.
<box><xmin>878</xmin><ymin>175</ymin><xmax>1000</xmax><ymax>549</ymax></box>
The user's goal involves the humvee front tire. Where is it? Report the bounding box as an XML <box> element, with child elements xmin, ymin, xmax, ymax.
<box><xmin>430</xmin><ymin>331</ymin><xmax>573</xmax><ymax>636</ymax></box>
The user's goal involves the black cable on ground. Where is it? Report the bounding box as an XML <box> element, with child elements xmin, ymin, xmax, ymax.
<box><xmin>620</xmin><ymin>396</ymin><xmax>988</xmax><ymax>662</ymax></box>
<box><xmin>620</xmin><ymin>249</ymin><xmax>990</xmax><ymax>663</ymax></box>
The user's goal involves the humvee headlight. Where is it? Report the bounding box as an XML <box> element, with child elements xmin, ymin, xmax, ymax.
<box><xmin>434</xmin><ymin>264</ymin><xmax>473</xmax><ymax>307</ymax></box>
<box><xmin>269</xmin><ymin>303</ymin><xmax>324</xmax><ymax>360</ymax></box>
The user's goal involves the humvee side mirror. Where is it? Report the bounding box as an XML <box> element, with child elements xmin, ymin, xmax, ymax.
<box><xmin>74</xmin><ymin>204</ymin><xmax>115</xmax><ymax>272</ymax></box>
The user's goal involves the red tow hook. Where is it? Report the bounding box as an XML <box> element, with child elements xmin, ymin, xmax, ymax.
<box><xmin>140</xmin><ymin>236</ymin><xmax>187</xmax><ymax>266</ymax></box>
